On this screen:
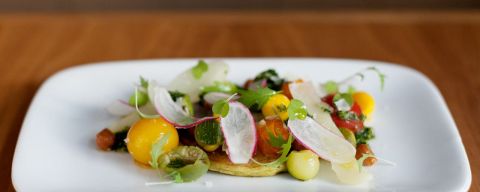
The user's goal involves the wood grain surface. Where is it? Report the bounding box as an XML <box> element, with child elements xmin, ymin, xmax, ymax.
<box><xmin>0</xmin><ymin>11</ymin><xmax>478</xmax><ymax>191</ymax></box>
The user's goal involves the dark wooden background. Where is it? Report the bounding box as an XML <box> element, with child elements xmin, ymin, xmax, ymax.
<box><xmin>0</xmin><ymin>0</ymin><xmax>478</xmax><ymax>11</ymax></box>
<box><xmin>0</xmin><ymin>0</ymin><xmax>478</xmax><ymax>191</ymax></box>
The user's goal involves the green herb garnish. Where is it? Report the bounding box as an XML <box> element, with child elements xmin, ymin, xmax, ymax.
<box><xmin>129</xmin><ymin>90</ymin><xmax>148</xmax><ymax>106</ymax></box>
<box><xmin>333</xmin><ymin>93</ymin><xmax>354</xmax><ymax>110</ymax></box>
<box><xmin>111</xmin><ymin>128</ymin><xmax>129</xmax><ymax>152</ymax></box>
<box><xmin>168</xmin><ymin>90</ymin><xmax>186</xmax><ymax>101</ymax></box>
<box><xmin>191</xmin><ymin>60</ymin><xmax>209</xmax><ymax>79</ymax></box>
<box><xmin>212</xmin><ymin>93</ymin><xmax>237</xmax><ymax>117</ymax></box>
<box><xmin>367</xmin><ymin>67</ymin><xmax>386</xmax><ymax>91</ymax></box>
<box><xmin>287</xmin><ymin>99</ymin><xmax>307</xmax><ymax>120</ymax></box>
<box><xmin>337</xmin><ymin>111</ymin><xmax>360</xmax><ymax>121</ymax></box>
<box><xmin>149</xmin><ymin>132</ymin><xmax>171</xmax><ymax>169</ymax></box>
<box><xmin>323</xmin><ymin>80</ymin><xmax>339</xmax><ymax>94</ymax></box>
<box><xmin>267</xmin><ymin>130</ymin><xmax>288</xmax><ymax>148</ymax></box>
<box><xmin>201</xmin><ymin>81</ymin><xmax>238</xmax><ymax>94</ymax></box>
<box><xmin>253</xmin><ymin>69</ymin><xmax>284</xmax><ymax>90</ymax></box>
<box><xmin>238</xmin><ymin>87</ymin><xmax>277</xmax><ymax>110</ymax></box>
<box><xmin>355</xmin><ymin>127</ymin><xmax>375</xmax><ymax>145</ymax></box>
<box><xmin>251</xmin><ymin>134</ymin><xmax>293</xmax><ymax>168</ymax></box>
<box><xmin>140</xmin><ymin>76</ymin><xmax>149</xmax><ymax>89</ymax></box>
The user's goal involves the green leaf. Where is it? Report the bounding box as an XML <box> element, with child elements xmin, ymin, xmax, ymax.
<box><xmin>201</xmin><ymin>81</ymin><xmax>238</xmax><ymax>94</ymax></box>
<box><xmin>238</xmin><ymin>87</ymin><xmax>277</xmax><ymax>110</ymax></box>
<box><xmin>212</xmin><ymin>100</ymin><xmax>229</xmax><ymax>117</ymax></box>
<box><xmin>347</xmin><ymin>85</ymin><xmax>356</xmax><ymax>94</ymax></box>
<box><xmin>323</xmin><ymin>81</ymin><xmax>339</xmax><ymax>94</ymax></box>
<box><xmin>337</xmin><ymin>111</ymin><xmax>360</xmax><ymax>121</ymax></box>
<box><xmin>168</xmin><ymin>90</ymin><xmax>186</xmax><ymax>101</ymax></box>
<box><xmin>173</xmin><ymin>172</ymin><xmax>184</xmax><ymax>183</ymax></box>
<box><xmin>254</xmin><ymin>69</ymin><xmax>284</xmax><ymax>90</ymax></box>
<box><xmin>140</xmin><ymin>76</ymin><xmax>149</xmax><ymax>89</ymax></box>
<box><xmin>267</xmin><ymin>130</ymin><xmax>287</xmax><ymax>148</ymax></box>
<box><xmin>287</xmin><ymin>99</ymin><xmax>307</xmax><ymax>120</ymax></box>
<box><xmin>128</xmin><ymin>90</ymin><xmax>148</xmax><ymax>106</ymax></box>
<box><xmin>355</xmin><ymin>127</ymin><xmax>375</xmax><ymax>145</ymax></box>
<box><xmin>251</xmin><ymin>134</ymin><xmax>293</xmax><ymax>168</ymax></box>
<box><xmin>149</xmin><ymin>132</ymin><xmax>171</xmax><ymax>169</ymax></box>
<box><xmin>367</xmin><ymin>67</ymin><xmax>386</xmax><ymax>91</ymax></box>
<box><xmin>191</xmin><ymin>60</ymin><xmax>209</xmax><ymax>79</ymax></box>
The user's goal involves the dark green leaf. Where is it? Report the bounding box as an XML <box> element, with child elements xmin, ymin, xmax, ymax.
<box><xmin>168</xmin><ymin>91</ymin><xmax>186</xmax><ymax>101</ymax></box>
<box><xmin>355</xmin><ymin>127</ymin><xmax>375</xmax><ymax>145</ymax></box>
<box><xmin>111</xmin><ymin>128</ymin><xmax>129</xmax><ymax>152</ymax></box>
<box><xmin>253</xmin><ymin>69</ymin><xmax>284</xmax><ymax>90</ymax></box>
<box><xmin>238</xmin><ymin>87</ymin><xmax>277</xmax><ymax>110</ymax></box>
<box><xmin>191</xmin><ymin>60</ymin><xmax>209</xmax><ymax>79</ymax></box>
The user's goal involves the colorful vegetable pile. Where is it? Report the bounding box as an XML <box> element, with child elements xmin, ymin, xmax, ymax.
<box><xmin>96</xmin><ymin>60</ymin><xmax>385</xmax><ymax>184</ymax></box>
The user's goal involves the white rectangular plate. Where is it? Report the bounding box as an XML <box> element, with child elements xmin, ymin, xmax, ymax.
<box><xmin>12</xmin><ymin>58</ymin><xmax>471</xmax><ymax>191</ymax></box>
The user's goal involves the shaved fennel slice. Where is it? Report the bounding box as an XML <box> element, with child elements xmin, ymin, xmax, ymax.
<box><xmin>106</xmin><ymin>100</ymin><xmax>134</xmax><ymax>116</ymax></box>
<box><xmin>150</xmin><ymin>83</ymin><xmax>215</xmax><ymax>128</ymax></box>
<box><xmin>168</xmin><ymin>61</ymin><xmax>229</xmax><ymax>103</ymax></box>
<box><xmin>288</xmin><ymin>81</ymin><xmax>342</xmax><ymax>136</ymax></box>
<box><xmin>288</xmin><ymin>117</ymin><xmax>355</xmax><ymax>164</ymax></box>
<box><xmin>331</xmin><ymin>160</ymin><xmax>372</xmax><ymax>185</ymax></box>
<box><xmin>203</xmin><ymin>92</ymin><xmax>239</xmax><ymax>105</ymax></box>
<box><xmin>220</xmin><ymin>102</ymin><xmax>257</xmax><ymax>164</ymax></box>
<box><xmin>109</xmin><ymin>102</ymin><xmax>157</xmax><ymax>132</ymax></box>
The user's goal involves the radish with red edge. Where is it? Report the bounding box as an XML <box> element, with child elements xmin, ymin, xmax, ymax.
<box><xmin>219</xmin><ymin>101</ymin><xmax>257</xmax><ymax>164</ymax></box>
<box><xmin>149</xmin><ymin>82</ymin><xmax>216</xmax><ymax>128</ymax></box>
<box><xmin>287</xmin><ymin>117</ymin><xmax>355</xmax><ymax>164</ymax></box>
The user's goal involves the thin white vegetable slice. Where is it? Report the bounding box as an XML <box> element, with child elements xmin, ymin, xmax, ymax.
<box><xmin>220</xmin><ymin>102</ymin><xmax>257</xmax><ymax>164</ymax></box>
<box><xmin>108</xmin><ymin>102</ymin><xmax>157</xmax><ymax>132</ymax></box>
<box><xmin>288</xmin><ymin>81</ymin><xmax>342</xmax><ymax>136</ymax></box>
<box><xmin>106</xmin><ymin>100</ymin><xmax>134</xmax><ymax>116</ymax></box>
<box><xmin>331</xmin><ymin>160</ymin><xmax>372</xmax><ymax>185</ymax></box>
<box><xmin>168</xmin><ymin>60</ymin><xmax>229</xmax><ymax>103</ymax></box>
<box><xmin>149</xmin><ymin>82</ymin><xmax>215</xmax><ymax>128</ymax></box>
<box><xmin>288</xmin><ymin>117</ymin><xmax>355</xmax><ymax>164</ymax></box>
<box><xmin>203</xmin><ymin>92</ymin><xmax>239</xmax><ymax>105</ymax></box>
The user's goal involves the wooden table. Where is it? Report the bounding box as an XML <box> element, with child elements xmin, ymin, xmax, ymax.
<box><xmin>0</xmin><ymin>11</ymin><xmax>478</xmax><ymax>191</ymax></box>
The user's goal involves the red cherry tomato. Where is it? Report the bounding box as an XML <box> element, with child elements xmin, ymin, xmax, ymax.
<box><xmin>322</xmin><ymin>94</ymin><xmax>365</xmax><ymax>133</ymax></box>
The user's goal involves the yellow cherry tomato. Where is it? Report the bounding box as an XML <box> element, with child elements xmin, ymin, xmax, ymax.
<box><xmin>353</xmin><ymin>91</ymin><xmax>375</xmax><ymax>117</ymax></box>
<box><xmin>262</xmin><ymin>94</ymin><xmax>290</xmax><ymax>121</ymax></box>
<box><xmin>127</xmin><ymin>118</ymin><xmax>179</xmax><ymax>165</ymax></box>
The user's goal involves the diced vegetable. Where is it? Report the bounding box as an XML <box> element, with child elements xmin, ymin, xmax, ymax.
<box><xmin>129</xmin><ymin>90</ymin><xmax>149</xmax><ymax>107</ymax></box>
<box><xmin>355</xmin><ymin>127</ymin><xmax>375</xmax><ymax>145</ymax></box>
<box><xmin>194</xmin><ymin>119</ymin><xmax>223</xmax><ymax>152</ymax></box>
<box><xmin>96</xmin><ymin>128</ymin><xmax>115</xmax><ymax>151</ymax></box>
<box><xmin>126</xmin><ymin>118</ymin><xmax>179</xmax><ymax>165</ymax></box>
<box><xmin>261</xmin><ymin>94</ymin><xmax>290</xmax><ymax>121</ymax></box>
<box><xmin>287</xmin><ymin>150</ymin><xmax>320</xmax><ymax>181</ymax></box>
<box><xmin>158</xmin><ymin>146</ymin><xmax>210</xmax><ymax>182</ymax></box>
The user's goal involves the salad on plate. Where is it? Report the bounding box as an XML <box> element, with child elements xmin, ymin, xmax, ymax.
<box><xmin>95</xmin><ymin>60</ymin><xmax>387</xmax><ymax>185</ymax></box>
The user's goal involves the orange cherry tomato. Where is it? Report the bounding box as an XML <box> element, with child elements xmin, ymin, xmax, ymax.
<box><xmin>256</xmin><ymin>116</ymin><xmax>290</xmax><ymax>157</ymax></box>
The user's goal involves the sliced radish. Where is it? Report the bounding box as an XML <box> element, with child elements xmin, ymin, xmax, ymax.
<box><xmin>288</xmin><ymin>81</ymin><xmax>342</xmax><ymax>137</ymax></box>
<box><xmin>106</xmin><ymin>99</ymin><xmax>134</xmax><ymax>116</ymax></box>
<box><xmin>168</xmin><ymin>60</ymin><xmax>229</xmax><ymax>103</ymax></box>
<box><xmin>219</xmin><ymin>101</ymin><xmax>257</xmax><ymax>164</ymax></box>
<box><xmin>149</xmin><ymin>82</ymin><xmax>215</xmax><ymax>128</ymax></box>
<box><xmin>203</xmin><ymin>92</ymin><xmax>239</xmax><ymax>105</ymax></box>
<box><xmin>288</xmin><ymin>117</ymin><xmax>355</xmax><ymax>164</ymax></box>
